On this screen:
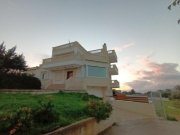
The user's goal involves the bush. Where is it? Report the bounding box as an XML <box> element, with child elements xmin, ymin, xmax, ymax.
<box><xmin>170</xmin><ymin>85</ymin><xmax>180</xmax><ymax>99</ymax></box>
<box><xmin>0</xmin><ymin>113</ymin><xmax>14</xmax><ymax>133</ymax></box>
<box><xmin>10</xmin><ymin>107</ymin><xmax>34</xmax><ymax>134</ymax></box>
<box><xmin>85</xmin><ymin>100</ymin><xmax>112</xmax><ymax>122</ymax></box>
<box><xmin>0</xmin><ymin>72</ymin><xmax>41</xmax><ymax>89</ymax></box>
<box><xmin>81</xmin><ymin>93</ymin><xmax>101</xmax><ymax>101</ymax></box>
<box><xmin>33</xmin><ymin>100</ymin><xmax>59</xmax><ymax>124</ymax></box>
<box><xmin>0</xmin><ymin>101</ymin><xmax>59</xmax><ymax>135</ymax></box>
<box><xmin>0</xmin><ymin>107</ymin><xmax>35</xmax><ymax>135</ymax></box>
<box><xmin>167</xmin><ymin>115</ymin><xmax>178</xmax><ymax>121</ymax></box>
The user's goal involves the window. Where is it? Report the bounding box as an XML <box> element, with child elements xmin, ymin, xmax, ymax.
<box><xmin>42</xmin><ymin>72</ymin><xmax>48</xmax><ymax>80</ymax></box>
<box><xmin>66</xmin><ymin>71</ymin><xmax>73</xmax><ymax>79</ymax></box>
<box><xmin>87</xmin><ymin>65</ymin><xmax>107</xmax><ymax>78</ymax></box>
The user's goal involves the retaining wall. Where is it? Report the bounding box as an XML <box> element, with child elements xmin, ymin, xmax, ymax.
<box><xmin>0</xmin><ymin>89</ymin><xmax>86</xmax><ymax>94</ymax></box>
<box><xmin>44</xmin><ymin>114</ymin><xmax>115</xmax><ymax>135</ymax></box>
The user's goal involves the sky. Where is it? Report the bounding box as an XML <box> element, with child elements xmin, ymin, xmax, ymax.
<box><xmin>0</xmin><ymin>0</ymin><xmax>180</xmax><ymax>92</ymax></box>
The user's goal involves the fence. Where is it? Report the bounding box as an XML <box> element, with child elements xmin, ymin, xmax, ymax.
<box><xmin>150</xmin><ymin>91</ymin><xmax>167</xmax><ymax>119</ymax></box>
<box><xmin>114</xmin><ymin>94</ymin><xmax>149</xmax><ymax>103</ymax></box>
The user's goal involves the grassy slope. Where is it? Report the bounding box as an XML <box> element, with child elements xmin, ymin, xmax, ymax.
<box><xmin>163</xmin><ymin>100</ymin><xmax>180</xmax><ymax>121</ymax></box>
<box><xmin>0</xmin><ymin>92</ymin><xmax>93</xmax><ymax>133</ymax></box>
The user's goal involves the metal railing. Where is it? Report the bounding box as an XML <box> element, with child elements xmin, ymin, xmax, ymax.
<box><xmin>150</xmin><ymin>91</ymin><xmax>167</xmax><ymax>119</ymax></box>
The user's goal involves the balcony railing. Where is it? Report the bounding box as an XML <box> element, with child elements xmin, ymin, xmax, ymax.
<box><xmin>110</xmin><ymin>64</ymin><xmax>118</xmax><ymax>75</ymax></box>
<box><xmin>88</xmin><ymin>49</ymin><xmax>102</xmax><ymax>54</ymax></box>
<box><xmin>43</xmin><ymin>58</ymin><xmax>52</xmax><ymax>63</ymax></box>
<box><xmin>111</xmin><ymin>80</ymin><xmax>119</xmax><ymax>88</ymax></box>
<box><xmin>108</xmin><ymin>50</ymin><xmax>117</xmax><ymax>63</ymax></box>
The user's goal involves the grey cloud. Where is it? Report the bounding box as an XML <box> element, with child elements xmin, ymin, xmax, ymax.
<box><xmin>126</xmin><ymin>62</ymin><xmax>180</xmax><ymax>92</ymax></box>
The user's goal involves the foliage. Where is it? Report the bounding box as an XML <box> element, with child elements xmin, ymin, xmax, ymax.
<box><xmin>10</xmin><ymin>107</ymin><xmax>34</xmax><ymax>135</ymax></box>
<box><xmin>85</xmin><ymin>100</ymin><xmax>112</xmax><ymax>122</ymax></box>
<box><xmin>0</xmin><ymin>93</ymin><xmax>110</xmax><ymax>134</ymax></box>
<box><xmin>0</xmin><ymin>72</ymin><xmax>41</xmax><ymax>89</ymax></box>
<box><xmin>0</xmin><ymin>113</ymin><xmax>13</xmax><ymax>133</ymax></box>
<box><xmin>166</xmin><ymin>115</ymin><xmax>178</xmax><ymax>121</ymax></box>
<box><xmin>168</xmin><ymin>0</ymin><xmax>180</xmax><ymax>24</ymax></box>
<box><xmin>0</xmin><ymin>42</ymin><xmax>41</xmax><ymax>89</ymax></box>
<box><xmin>122</xmin><ymin>89</ymin><xmax>137</xmax><ymax>95</ymax></box>
<box><xmin>81</xmin><ymin>93</ymin><xmax>101</xmax><ymax>101</ymax></box>
<box><xmin>33</xmin><ymin>100</ymin><xmax>59</xmax><ymax>124</ymax></box>
<box><xmin>0</xmin><ymin>93</ymin><xmax>99</xmax><ymax>134</ymax></box>
<box><xmin>170</xmin><ymin>85</ymin><xmax>180</xmax><ymax>99</ymax></box>
<box><xmin>0</xmin><ymin>107</ymin><xmax>36</xmax><ymax>135</ymax></box>
<box><xmin>0</xmin><ymin>42</ymin><xmax>27</xmax><ymax>73</ymax></box>
<box><xmin>164</xmin><ymin>99</ymin><xmax>180</xmax><ymax>121</ymax></box>
<box><xmin>157</xmin><ymin>89</ymin><xmax>171</xmax><ymax>98</ymax></box>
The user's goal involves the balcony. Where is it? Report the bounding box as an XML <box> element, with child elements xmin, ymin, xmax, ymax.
<box><xmin>109</xmin><ymin>64</ymin><xmax>118</xmax><ymax>75</ymax></box>
<box><xmin>111</xmin><ymin>80</ymin><xmax>119</xmax><ymax>88</ymax></box>
<box><xmin>41</xmin><ymin>54</ymin><xmax>83</xmax><ymax>70</ymax></box>
<box><xmin>108</xmin><ymin>50</ymin><xmax>117</xmax><ymax>63</ymax></box>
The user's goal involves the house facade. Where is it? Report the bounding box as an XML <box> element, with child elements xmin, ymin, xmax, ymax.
<box><xmin>28</xmin><ymin>41</ymin><xmax>119</xmax><ymax>98</ymax></box>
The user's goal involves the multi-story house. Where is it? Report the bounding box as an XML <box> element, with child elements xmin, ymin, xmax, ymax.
<box><xmin>28</xmin><ymin>41</ymin><xmax>119</xmax><ymax>98</ymax></box>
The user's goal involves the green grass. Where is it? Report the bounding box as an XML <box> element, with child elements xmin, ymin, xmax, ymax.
<box><xmin>163</xmin><ymin>99</ymin><xmax>180</xmax><ymax>121</ymax></box>
<box><xmin>0</xmin><ymin>92</ymin><xmax>100</xmax><ymax>134</ymax></box>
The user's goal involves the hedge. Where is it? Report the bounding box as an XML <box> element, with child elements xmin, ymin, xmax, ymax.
<box><xmin>0</xmin><ymin>73</ymin><xmax>41</xmax><ymax>89</ymax></box>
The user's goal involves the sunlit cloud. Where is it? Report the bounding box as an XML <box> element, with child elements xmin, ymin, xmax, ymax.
<box><xmin>25</xmin><ymin>53</ymin><xmax>50</xmax><ymax>67</ymax></box>
<box><xmin>125</xmin><ymin>57</ymin><xmax>180</xmax><ymax>92</ymax></box>
<box><xmin>113</xmin><ymin>54</ymin><xmax>180</xmax><ymax>92</ymax></box>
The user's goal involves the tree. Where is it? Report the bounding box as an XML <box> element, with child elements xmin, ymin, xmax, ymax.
<box><xmin>0</xmin><ymin>42</ymin><xmax>27</xmax><ymax>73</ymax></box>
<box><xmin>130</xmin><ymin>89</ymin><xmax>136</xmax><ymax>95</ymax></box>
<box><xmin>168</xmin><ymin>0</ymin><xmax>180</xmax><ymax>24</ymax></box>
<box><xmin>171</xmin><ymin>85</ymin><xmax>180</xmax><ymax>99</ymax></box>
<box><xmin>0</xmin><ymin>42</ymin><xmax>41</xmax><ymax>89</ymax></box>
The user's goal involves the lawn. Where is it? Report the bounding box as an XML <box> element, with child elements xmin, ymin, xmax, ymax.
<box><xmin>0</xmin><ymin>92</ymin><xmax>100</xmax><ymax>134</ymax></box>
<box><xmin>163</xmin><ymin>99</ymin><xmax>180</xmax><ymax>121</ymax></box>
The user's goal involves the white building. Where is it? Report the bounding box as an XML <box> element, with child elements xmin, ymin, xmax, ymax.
<box><xmin>28</xmin><ymin>41</ymin><xmax>119</xmax><ymax>98</ymax></box>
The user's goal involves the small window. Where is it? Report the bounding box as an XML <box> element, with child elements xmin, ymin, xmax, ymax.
<box><xmin>66</xmin><ymin>71</ymin><xmax>73</xmax><ymax>79</ymax></box>
<box><xmin>42</xmin><ymin>72</ymin><xmax>48</xmax><ymax>80</ymax></box>
<box><xmin>42</xmin><ymin>73</ymin><xmax>45</xmax><ymax>79</ymax></box>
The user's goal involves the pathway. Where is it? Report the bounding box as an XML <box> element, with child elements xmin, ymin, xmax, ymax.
<box><xmin>102</xmin><ymin>101</ymin><xmax>180</xmax><ymax>135</ymax></box>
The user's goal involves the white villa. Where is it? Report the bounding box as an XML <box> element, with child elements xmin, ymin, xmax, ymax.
<box><xmin>28</xmin><ymin>41</ymin><xmax>119</xmax><ymax>98</ymax></box>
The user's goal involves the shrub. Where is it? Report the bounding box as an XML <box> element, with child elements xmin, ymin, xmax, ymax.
<box><xmin>85</xmin><ymin>100</ymin><xmax>112</xmax><ymax>122</ymax></box>
<box><xmin>0</xmin><ymin>72</ymin><xmax>41</xmax><ymax>89</ymax></box>
<box><xmin>0</xmin><ymin>113</ymin><xmax>14</xmax><ymax>133</ymax></box>
<box><xmin>11</xmin><ymin>107</ymin><xmax>34</xmax><ymax>134</ymax></box>
<box><xmin>0</xmin><ymin>107</ymin><xmax>35</xmax><ymax>135</ymax></box>
<box><xmin>166</xmin><ymin>115</ymin><xmax>178</xmax><ymax>121</ymax></box>
<box><xmin>33</xmin><ymin>100</ymin><xmax>59</xmax><ymax>124</ymax></box>
<box><xmin>81</xmin><ymin>93</ymin><xmax>102</xmax><ymax>101</ymax></box>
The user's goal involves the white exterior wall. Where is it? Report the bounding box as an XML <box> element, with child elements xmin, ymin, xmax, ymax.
<box><xmin>28</xmin><ymin>42</ymin><xmax>118</xmax><ymax>98</ymax></box>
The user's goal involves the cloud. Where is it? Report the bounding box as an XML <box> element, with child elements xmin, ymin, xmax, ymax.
<box><xmin>113</xmin><ymin>42</ymin><xmax>135</xmax><ymax>52</ymax></box>
<box><xmin>125</xmin><ymin>58</ymin><xmax>180</xmax><ymax>92</ymax></box>
<box><xmin>25</xmin><ymin>53</ymin><xmax>50</xmax><ymax>67</ymax></box>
